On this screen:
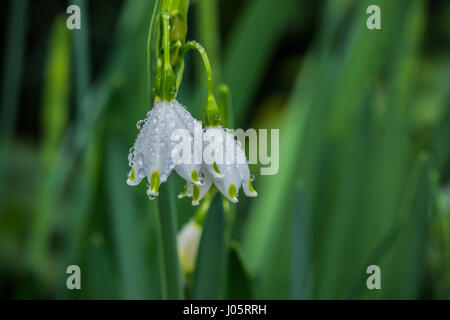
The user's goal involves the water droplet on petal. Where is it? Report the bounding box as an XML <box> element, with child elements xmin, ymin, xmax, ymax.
<box><xmin>136</xmin><ymin>120</ymin><xmax>145</xmax><ymax>130</ymax></box>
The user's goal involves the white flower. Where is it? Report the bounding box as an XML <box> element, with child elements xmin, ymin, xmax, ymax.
<box><xmin>178</xmin><ymin>167</ymin><xmax>213</xmax><ymax>206</ymax></box>
<box><xmin>127</xmin><ymin>99</ymin><xmax>202</xmax><ymax>198</ymax></box>
<box><xmin>180</xmin><ymin>126</ymin><xmax>257</xmax><ymax>205</ymax></box>
<box><xmin>177</xmin><ymin>220</ymin><xmax>202</xmax><ymax>277</ymax></box>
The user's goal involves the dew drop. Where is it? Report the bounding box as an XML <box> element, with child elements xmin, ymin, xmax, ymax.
<box><xmin>136</xmin><ymin>120</ymin><xmax>145</xmax><ymax>130</ymax></box>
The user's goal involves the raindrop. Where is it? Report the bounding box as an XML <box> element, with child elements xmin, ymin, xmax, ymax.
<box><xmin>136</xmin><ymin>120</ymin><xmax>145</xmax><ymax>130</ymax></box>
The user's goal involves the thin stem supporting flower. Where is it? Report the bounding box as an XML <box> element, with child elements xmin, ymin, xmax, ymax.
<box><xmin>146</xmin><ymin>0</ymin><xmax>160</xmax><ymax>102</ymax></box>
<box><xmin>180</xmin><ymin>41</ymin><xmax>213</xmax><ymax>97</ymax></box>
<box><xmin>180</xmin><ymin>41</ymin><xmax>220</xmax><ymax>126</ymax></box>
<box><xmin>160</xmin><ymin>11</ymin><xmax>176</xmax><ymax>101</ymax></box>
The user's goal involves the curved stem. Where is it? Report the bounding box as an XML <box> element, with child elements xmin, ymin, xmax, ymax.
<box><xmin>181</xmin><ymin>41</ymin><xmax>214</xmax><ymax>97</ymax></box>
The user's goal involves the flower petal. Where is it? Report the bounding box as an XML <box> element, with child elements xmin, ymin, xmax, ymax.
<box><xmin>212</xmin><ymin>164</ymin><xmax>241</xmax><ymax>203</ymax></box>
<box><xmin>191</xmin><ymin>172</ymin><xmax>213</xmax><ymax>206</ymax></box>
<box><xmin>236</xmin><ymin>146</ymin><xmax>257</xmax><ymax>197</ymax></box>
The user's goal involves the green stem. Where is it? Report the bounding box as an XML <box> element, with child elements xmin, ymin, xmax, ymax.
<box><xmin>160</xmin><ymin>11</ymin><xmax>176</xmax><ymax>100</ymax></box>
<box><xmin>194</xmin><ymin>187</ymin><xmax>217</xmax><ymax>226</ymax></box>
<box><xmin>181</xmin><ymin>41</ymin><xmax>214</xmax><ymax>97</ymax></box>
<box><xmin>162</xmin><ymin>12</ymin><xmax>171</xmax><ymax>69</ymax></box>
<box><xmin>157</xmin><ymin>180</ymin><xmax>184</xmax><ymax>299</ymax></box>
<box><xmin>147</xmin><ymin>0</ymin><xmax>160</xmax><ymax>102</ymax></box>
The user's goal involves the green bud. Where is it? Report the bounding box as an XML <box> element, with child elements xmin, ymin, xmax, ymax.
<box><xmin>206</xmin><ymin>95</ymin><xmax>220</xmax><ymax>126</ymax></box>
<box><xmin>161</xmin><ymin>64</ymin><xmax>177</xmax><ymax>101</ymax></box>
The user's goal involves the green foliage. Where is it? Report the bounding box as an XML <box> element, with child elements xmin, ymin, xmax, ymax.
<box><xmin>0</xmin><ymin>0</ymin><xmax>449</xmax><ymax>300</ymax></box>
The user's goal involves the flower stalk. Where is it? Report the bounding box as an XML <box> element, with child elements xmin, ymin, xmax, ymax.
<box><xmin>160</xmin><ymin>11</ymin><xmax>176</xmax><ymax>101</ymax></box>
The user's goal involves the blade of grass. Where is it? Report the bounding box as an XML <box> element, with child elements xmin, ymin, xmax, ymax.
<box><xmin>85</xmin><ymin>236</ymin><xmax>119</xmax><ymax>299</ymax></box>
<box><xmin>105</xmin><ymin>136</ymin><xmax>153</xmax><ymax>299</ymax></box>
<box><xmin>69</xmin><ymin>0</ymin><xmax>91</xmax><ymax>116</ymax></box>
<box><xmin>222</xmin><ymin>0</ymin><xmax>295</xmax><ymax>126</ymax></box>
<box><xmin>192</xmin><ymin>194</ymin><xmax>225</xmax><ymax>299</ymax></box>
<box><xmin>224</xmin><ymin>242</ymin><xmax>252</xmax><ymax>300</ymax></box>
<box><xmin>157</xmin><ymin>179</ymin><xmax>184</xmax><ymax>299</ymax></box>
<box><xmin>290</xmin><ymin>189</ymin><xmax>311</xmax><ymax>299</ymax></box>
<box><xmin>27</xmin><ymin>16</ymin><xmax>71</xmax><ymax>273</ymax></box>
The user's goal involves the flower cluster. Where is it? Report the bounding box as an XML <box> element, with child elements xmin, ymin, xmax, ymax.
<box><xmin>127</xmin><ymin>99</ymin><xmax>257</xmax><ymax>205</ymax></box>
<box><xmin>127</xmin><ymin>3</ymin><xmax>256</xmax><ymax>206</ymax></box>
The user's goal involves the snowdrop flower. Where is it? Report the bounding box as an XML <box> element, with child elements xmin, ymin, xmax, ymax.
<box><xmin>204</xmin><ymin>126</ymin><xmax>257</xmax><ymax>203</ymax></box>
<box><xmin>177</xmin><ymin>220</ymin><xmax>202</xmax><ymax>277</ymax></box>
<box><xmin>127</xmin><ymin>99</ymin><xmax>202</xmax><ymax>198</ymax></box>
<box><xmin>180</xmin><ymin>126</ymin><xmax>257</xmax><ymax>205</ymax></box>
<box><xmin>178</xmin><ymin>167</ymin><xmax>212</xmax><ymax>206</ymax></box>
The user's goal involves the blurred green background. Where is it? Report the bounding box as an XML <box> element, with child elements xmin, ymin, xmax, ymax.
<box><xmin>0</xmin><ymin>0</ymin><xmax>449</xmax><ymax>299</ymax></box>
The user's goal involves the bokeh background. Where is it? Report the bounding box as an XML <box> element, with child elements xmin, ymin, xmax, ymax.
<box><xmin>1</xmin><ymin>0</ymin><xmax>449</xmax><ymax>299</ymax></box>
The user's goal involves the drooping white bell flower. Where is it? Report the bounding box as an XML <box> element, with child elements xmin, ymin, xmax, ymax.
<box><xmin>127</xmin><ymin>99</ymin><xmax>202</xmax><ymax>198</ymax></box>
<box><xmin>178</xmin><ymin>167</ymin><xmax>212</xmax><ymax>206</ymax></box>
<box><xmin>177</xmin><ymin>219</ymin><xmax>202</xmax><ymax>277</ymax></box>
<box><xmin>180</xmin><ymin>126</ymin><xmax>257</xmax><ymax>205</ymax></box>
<box><xmin>204</xmin><ymin>126</ymin><xmax>257</xmax><ymax>203</ymax></box>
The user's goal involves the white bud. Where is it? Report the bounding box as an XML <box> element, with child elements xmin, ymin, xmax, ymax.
<box><xmin>177</xmin><ymin>220</ymin><xmax>202</xmax><ymax>277</ymax></box>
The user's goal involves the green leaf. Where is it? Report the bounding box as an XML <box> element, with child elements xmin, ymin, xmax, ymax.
<box><xmin>192</xmin><ymin>194</ymin><xmax>225</xmax><ymax>299</ymax></box>
<box><xmin>105</xmin><ymin>137</ymin><xmax>154</xmax><ymax>299</ymax></box>
<box><xmin>223</xmin><ymin>0</ymin><xmax>295</xmax><ymax>126</ymax></box>
<box><xmin>70</xmin><ymin>0</ymin><xmax>91</xmax><ymax>115</ymax></box>
<box><xmin>27</xmin><ymin>16</ymin><xmax>71</xmax><ymax>273</ymax></box>
<box><xmin>156</xmin><ymin>179</ymin><xmax>184</xmax><ymax>299</ymax></box>
<box><xmin>224</xmin><ymin>242</ymin><xmax>253</xmax><ymax>300</ymax></box>
<box><xmin>290</xmin><ymin>190</ymin><xmax>311</xmax><ymax>299</ymax></box>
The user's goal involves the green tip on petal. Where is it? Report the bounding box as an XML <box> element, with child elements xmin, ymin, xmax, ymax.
<box><xmin>192</xmin><ymin>185</ymin><xmax>200</xmax><ymax>206</ymax></box>
<box><xmin>149</xmin><ymin>170</ymin><xmax>160</xmax><ymax>195</ymax></box>
<box><xmin>213</xmin><ymin>161</ymin><xmax>222</xmax><ymax>176</ymax></box>
<box><xmin>191</xmin><ymin>169</ymin><xmax>200</xmax><ymax>184</ymax></box>
<box><xmin>178</xmin><ymin>181</ymin><xmax>190</xmax><ymax>199</ymax></box>
<box><xmin>129</xmin><ymin>168</ymin><xmax>136</xmax><ymax>181</ymax></box>
<box><xmin>228</xmin><ymin>184</ymin><xmax>238</xmax><ymax>202</ymax></box>
<box><xmin>248</xmin><ymin>179</ymin><xmax>257</xmax><ymax>195</ymax></box>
